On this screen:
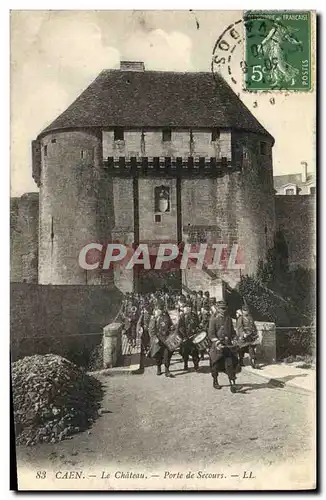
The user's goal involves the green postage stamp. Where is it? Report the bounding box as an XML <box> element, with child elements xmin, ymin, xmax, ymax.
<box><xmin>244</xmin><ymin>11</ymin><xmax>312</xmax><ymax>91</ymax></box>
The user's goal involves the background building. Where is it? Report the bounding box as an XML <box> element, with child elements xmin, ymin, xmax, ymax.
<box><xmin>274</xmin><ymin>161</ymin><xmax>316</xmax><ymax>196</ymax></box>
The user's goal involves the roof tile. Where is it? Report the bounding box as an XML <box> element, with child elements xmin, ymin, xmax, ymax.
<box><xmin>39</xmin><ymin>70</ymin><xmax>273</xmax><ymax>140</ymax></box>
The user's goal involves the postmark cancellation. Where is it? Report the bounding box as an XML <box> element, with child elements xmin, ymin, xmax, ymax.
<box><xmin>212</xmin><ymin>11</ymin><xmax>313</xmax><ymax>93</ymax></box>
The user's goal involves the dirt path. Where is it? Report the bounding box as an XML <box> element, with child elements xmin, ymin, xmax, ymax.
<box><xmin>17</xmin><ymin>353</ymin><xmax>314</xmax><ymax>478</ymax></box>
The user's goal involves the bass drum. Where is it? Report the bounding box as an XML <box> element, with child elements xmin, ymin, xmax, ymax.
<box><xmin>192</xmin><ymin>331</ymin><xmax>212</xmax><ymax>351</ymax></box>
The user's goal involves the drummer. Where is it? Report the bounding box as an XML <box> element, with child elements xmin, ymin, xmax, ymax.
<box><xmin>208</xmin><ymin>300</ymin><xmax>238</xmax><ymax>389</ymax></box>
<box><xmin>176</xmin><ymin>297</ymin><xmax>200</xmax><ymax>372</ymax></box>
<box><xmin>198</xmin><ymin>302</ymin><xmax>211</xmax><ymax>360</ymax></box>
<box><xmin>236</xmin><ymin>304</ymin><xmax>259</xmax><ymax>368</ymax></box>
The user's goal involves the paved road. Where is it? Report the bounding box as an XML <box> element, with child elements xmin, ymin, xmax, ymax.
<box><xmin>18</xmin><ymin>353</ymin><xmax>314</xmax><ymax>483</ymax></box>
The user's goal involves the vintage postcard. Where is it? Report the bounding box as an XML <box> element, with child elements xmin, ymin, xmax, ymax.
<box><xmin>10</xmin><ymin>10</ymin><xmax>316</xmax><ymax>491</ymax></box>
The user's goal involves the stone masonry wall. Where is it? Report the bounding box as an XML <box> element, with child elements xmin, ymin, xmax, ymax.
<box><xmin>10</xmin><ymin>193</ymin><xmax>39</xmax><ymax>283</ymax></box>
<box><xmin>112</xmin><ymin>178</ymin><xmax>134</xmax><ymax>293</ymax></box>
<box><xmin>138</xmin><ymin>178</ymin><xmax>178</xmax><ymax>241</ymax></box>
<box><xmin>102</xmin><ymin>129</ymin><xmax>231</xmax><ymax>159</ymax></box>
<box><xmin>181</xmin><ymin>131</ymin><xmax>275</xmax><ymax>283</ymax></box>
<box><xmin>275</xmin><ymin>195</ymin><xmax>316</xmax><ymax>268</ymax></box>
<box><xmin>10</xmin><ymin>283</ymin><xmax>123</xmax><ymax>364</ymax></box>
<box><xmin>231</xmin><ymin>131</ymin><xmax>275</xmax><ymax>277</ymax></box>
<box><xmin>38</xmin><ymin>129</ymin><xmax>114</xmax><ymax>285</ymax></box>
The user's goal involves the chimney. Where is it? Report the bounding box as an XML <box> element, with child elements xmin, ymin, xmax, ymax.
<box><xmin>120</xmin><ymin>61</ymin><xmax>145</xmax><ymax>72</ymax></box>
<box><xmin>301</xmin><ymin>161</ymin><xmax>308</xmax><ymax>183</ymax></box>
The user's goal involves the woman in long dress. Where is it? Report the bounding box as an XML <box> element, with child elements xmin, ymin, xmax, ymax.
<box><xmin>258</xmin><ymin>24</ymin><xmax>303</xmax><ymax>87</ymax></box>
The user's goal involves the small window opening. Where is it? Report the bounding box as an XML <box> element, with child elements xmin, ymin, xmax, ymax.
<box><xmin>310</xmin><ymin>187</ymin><xmax>316</xmax><ymax>195</ymax></box>
<box><xmin>285</xmin><ymin>188</ymin><xmax>295</xmax><ymax>195</ymax></box>
<box><xmin>51</xmin><ymin>138</ymin><xmax>56</xmax><ymax>144</ymax></box>
<box><xmin>81</xmin><ymin>150</ymin><xmax>84</xmax><ymax>159</ymax></box>
<box><xmin>155</xmin><ymin>214</ymin><xmax>162</xmax><ymax>223</ymax></box>
<box><xmin>242</xmin><ymin>147</ymin><xmax>249</xmax><ymax>160</ymax></box>
<box><xmin>211</xmin><ymin>129</ymin><xmax>220</xmax><ymax>141</ymax></box>
<box><xmin>44</xmin><ymin>145</ymin><xmax>48</xmax><ymax>157</ymax></box>
<box><xmin>114</xmin><ymin>128</ymin><xmax>124</xmax><ymax>141</ymax></box>
<box><xmin>162</xmin><ymin>129</ymin><xmax>172</xmax><ymax>142</ymax></box>
<box><xmin>260</xmin><ymin>142</ymin><xmax>268</xmax><ymax>155</ymax></box>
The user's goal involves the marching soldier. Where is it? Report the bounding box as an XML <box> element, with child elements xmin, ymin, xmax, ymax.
<box><xmin>121</xmin><ymin>292</ymin><xmax>132</xmax><ymax>337</ymax></box>
<box><xmin>176</xmin><ymin>297</ymin><xmax>200</xmax><ymax>372</ymax></box>
<box><xmin>148</xmin><ymin>299</ymin><xmax>175</xmax><ymax>378</ymax></box>
<box><xmin>236</xmin><ymin>304</ymin><xmax>259</xmax><ymax>368</ymax></box>
<box><xmin>198</xmin><ymin>302</ymin><xmax>211</xmax><ymax>360</ymax></box>
<box><xmin>132</xmin><ymin>299</ymin><xmax>152</xmax><ymax>375</ymax></box>
<box><xmin>199</xmin><ymin>303</ymin><xmax>210</xmax><ymax>330</ymax></box>
<box><xmin>124</xmin><ymin>296</ymin><xmax>139</xmax><ymax>347</ymax></box>
<box><xmin>176</xmin><ymin>293</ymin><xmax>185</xmax><ymax>314</ymax></box>
<box><xmin>149</xmin><ymin>293</ymin><xmax>157</xmax><ymax>309</ymax></box>
<box><xmin>189</xmin><ymin>290</ymin><xmax>197</xmax><ymax>313</ymax></box>
<box><xmin>196</xmin><ymin>290</ymin><xmax>204</xmax><ymax>313</ymax></box>
<box><xmin>203</xmin><ymin>291</ymin><xmax>210</xmax><ymax>309</ymax></box>
<box><xmin>209</xmin><ymin>297</ymin><xmax>217</xmax><ymax>313</ymax></box>
<box><xmin>208</xmin><ymin>300</ymin><xmax>238</xmax><ymax>390</ymax></box>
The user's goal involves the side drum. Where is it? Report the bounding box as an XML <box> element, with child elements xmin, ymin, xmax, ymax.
<box><xmin>192</xmin><ymin>331</ymin><xmax>212</xmax><ymax>351</ymax></box>
<box><xmin>165</xmin><ymin>332</ymin><xmax>184</xmax><ymax>352</ymax></box>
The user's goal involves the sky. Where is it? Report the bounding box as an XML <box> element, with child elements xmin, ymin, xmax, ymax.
<box><xmin>10</xmin><ymin>10</ymin><xmax>316</xmax><ymax>196</ymax></box>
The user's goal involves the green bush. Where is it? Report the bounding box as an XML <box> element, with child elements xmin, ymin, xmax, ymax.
<box><xmin>231</xmin><ymin>231</ymin><xmax>315</xmax><ymax>327</ymax></box>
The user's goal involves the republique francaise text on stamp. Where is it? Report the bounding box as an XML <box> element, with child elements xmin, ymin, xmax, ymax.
<box><xmin>212</xmin><ymin>11</ymin><xmax>312</xmax><ymax>92</ymax></box>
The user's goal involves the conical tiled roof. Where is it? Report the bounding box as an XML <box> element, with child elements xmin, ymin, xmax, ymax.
<box><xmin>39</xmin><ymin>69</ymin><xmax>273</xmax><ymax>142</ymax></box>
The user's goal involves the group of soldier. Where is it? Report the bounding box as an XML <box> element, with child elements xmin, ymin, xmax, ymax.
<box><xmin>120</xmin><ymin>288</ymin><xmax>259</xmax><ymax>391</ymax></box>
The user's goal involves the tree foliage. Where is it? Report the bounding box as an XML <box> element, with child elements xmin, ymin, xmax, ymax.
<box><xmin>232</xmin><ymin>230</ymin><xmax>315</xmax><ymax>327</ymax></box>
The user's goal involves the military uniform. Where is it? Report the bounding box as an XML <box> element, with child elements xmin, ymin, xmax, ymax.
<box><xmin>148</xmin><ymin>306</ymin><xmax>174</xmax><ymax>377</ymax></box>
<box><xmin>196</xmin><ymin>291</ymin><xmax>203</xmax><ymax>314</ymax></box>
<box><xmin>132</xmin><ymin>303</ymin><xmax>152</xmax><ymax>374</ymax></box>
<box><xmin>199</xmin><ymin>306</ymin><xmax>210</xmax><ymax>330</ymax></box>
<box><xmin>176</xmin><ymin>293</ymin><xmax>186</xmax><ymax>314</ymax></box>
<box><xmin>208</xmin><ymin>301</ymin><xmax>238</xmax><ymax>389</ymax></box>
<box><xmin>177</xmin><ymin>303</ymin><xmax>200</xmax><ymax>371</ymax></box>
<box><xmin>203</xmin><ymin>291</ymin><xmax>210</xmax><ymax>310</ymax></box>
<box><xmin>236</xmin><ymin>306</ymin><xmax>259</xmax><ymax>368</ymax></box>
<box><xmin>124</xmin><ymin>299</ymin><xmax>139</xmax><ymax>347</ymax></box>
<box><xmin>198</xmin><ymin>305</ymin><xmax>211</xmax><ymax>360</ymax></box>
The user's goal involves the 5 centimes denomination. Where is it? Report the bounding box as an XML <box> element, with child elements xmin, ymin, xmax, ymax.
<box><xmin>244</xmin><ymin>11</ymin><xmax>312</xmax><ymax>91</ymax></box>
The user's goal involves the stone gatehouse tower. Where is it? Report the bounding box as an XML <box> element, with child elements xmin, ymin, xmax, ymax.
<box><xmin>30</xmin><ymin>61</ymin><xmax>275</xmax><ymax>295</ymax></box>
